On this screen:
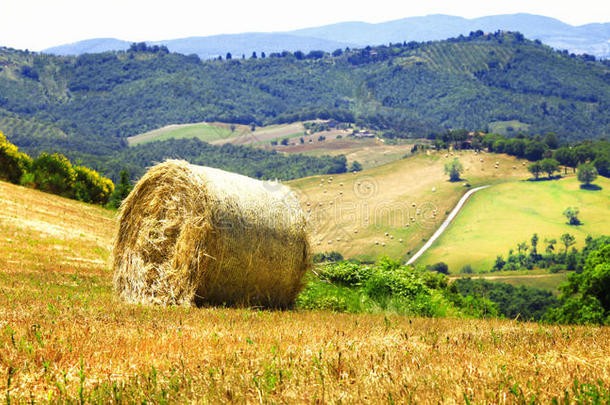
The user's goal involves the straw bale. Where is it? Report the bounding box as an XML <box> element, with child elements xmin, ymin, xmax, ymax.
<box><xmin>113</xmin><ymin>160</ymin><xmax>310</xmax><ymax>308</ymax></box>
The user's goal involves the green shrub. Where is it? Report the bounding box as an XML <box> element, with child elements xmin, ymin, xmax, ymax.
<box><xmin>363</xmin><ymin>265</ymin><xmax>430</xmax><ymax>300</ymax></box>
<box><xmin>317</xmin><ymin>261</ymin><xmax>371</xmax><ymax>286</ymax></box>
<box><xmin>460</xmin><ymin>264</ymin><xmax>474</xmax><ymax>274</ymax></box>
<box><xmin>74</xmin><ymin>166</ymin><xmax>114</xmax><ymax>204</ymax></box>
<box><xmin>0</xmin><ymin>131</ymin><xmax>32</xmax><ymax>184</ymax></box>
<box><xmin>428</xmin><ymin>262</ymin><xmax>449</xmax><ymax>274</ymax></box>
<box><xmin>546</xmin><ymin>243</ymin><xmax>610</xmax><ymax>325</ymax></box>
<box><xmin>456</xmin><ymin>294</ymin><xmax>499</xmax><ymax>318</ymax></box>
<box><xmin>299</xmin><ymin>257</ymin><xmax>518</xmax><ymax>319</ymax></box>
<box><xmin>31</xmin><ymin>153</ymin><xmax>76</xmax><ymax>197</ymax></box>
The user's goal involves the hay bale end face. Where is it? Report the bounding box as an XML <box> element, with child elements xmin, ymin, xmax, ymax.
<box><xmin>113</xmin><ymin>160</ymin><xmax>310</xmax><ymax>308</ymax></box>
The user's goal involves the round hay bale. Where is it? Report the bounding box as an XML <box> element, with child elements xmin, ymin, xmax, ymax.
<box><xmin>113</xmin><ymin>160</ymin><xmax>310</xmax><ymax>308</ymax></box>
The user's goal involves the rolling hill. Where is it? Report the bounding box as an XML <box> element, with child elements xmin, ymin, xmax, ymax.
<box><xmin>43</xmin><ymin>14</ymin><xmax>610</xmax><ymax>59</ymax></box>
<box><xmin>288</xmin><ymin>150</ymin><xmax>531</xmax><ymax>262</ymax></box>
<box><xmin>3</xmin><ymin>31</ymin><xmax>610</xmax><ymax>172</ymax></box>
<box><xmin>292</xmin><ymin>14</ymin><xmax>610</xmax><ymax>59</ymax></box>
<box><xmin>42</xmin><ymin>38</ymin><xmax>132</xmax><ymax>55</ymax></box>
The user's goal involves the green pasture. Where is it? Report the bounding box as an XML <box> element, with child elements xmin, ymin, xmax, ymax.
<box><xmin>418</xmin><ymin>176</ymin><xmax>610</xmax><ymax>272</ymax></box>
<box><xmin>127</xmin><ymin>122</ymin><xmax>236</xmax><ymax>145</ymax></box>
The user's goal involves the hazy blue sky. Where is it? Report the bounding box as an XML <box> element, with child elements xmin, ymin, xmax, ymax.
<box><xmin>3</xmin><ymin>0</ymin><xmax>609</xmax><ymax>50</ymax></box>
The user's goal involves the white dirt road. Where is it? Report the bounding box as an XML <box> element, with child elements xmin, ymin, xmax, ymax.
<box><xmin>406</xmin><ymin>185</ymin><xmax>490</xmax><ymax>265</ymax></box>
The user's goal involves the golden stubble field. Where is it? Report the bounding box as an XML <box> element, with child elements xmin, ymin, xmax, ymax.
<box><xmin>1</xmin><ymin>174</ymin><xmax>609</xmax><ymax>402</ymax></box>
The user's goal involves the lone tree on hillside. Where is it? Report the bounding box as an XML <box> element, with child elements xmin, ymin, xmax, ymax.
<box><xmin>444</xmin><ymin>158</ymin><xmax>463</xmax><ymax>182</ymax></box>
<box><xmin>577</xmin><ymin>162</ymin><xmax>598</xmax><ymax>187</ymax></box>
<box><xmin>563</xmin><ymin>207</ymin><xmax>581</xmax><ymax>226</ymax></box>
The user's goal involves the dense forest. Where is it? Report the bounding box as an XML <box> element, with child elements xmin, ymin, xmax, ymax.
<box><xmin>1</xmin><ymin>31</ymin><xmax>609</xmax><ymax>171</ymax></box>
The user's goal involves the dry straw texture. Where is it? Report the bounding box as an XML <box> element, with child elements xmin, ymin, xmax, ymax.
<box><xmin>113</xmin><ymin>160</ymin><xmax>310</xmax><ymax>307</ymax></box>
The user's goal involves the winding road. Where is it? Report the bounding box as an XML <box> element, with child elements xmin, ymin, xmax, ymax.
<box><xmin>406</xmin><ymin>185</ymin><xmax>491</xmax><ymax>265</ymax></box>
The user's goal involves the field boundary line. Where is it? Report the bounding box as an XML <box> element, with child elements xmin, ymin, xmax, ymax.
<box><xmin>406</xmin><ymin>184</ymin><xmax>490</xmax><ymax>265</ymax></box>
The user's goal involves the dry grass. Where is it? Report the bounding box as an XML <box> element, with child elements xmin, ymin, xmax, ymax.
<box><xmin>1</xmin><ymin>178</ymin><xmax>609</xmax><ymax>403</ymax></box>
<box><xmin>2</xmin><ymin>287</ymin><xmax>610</xmax><ymax>402</ymax></box>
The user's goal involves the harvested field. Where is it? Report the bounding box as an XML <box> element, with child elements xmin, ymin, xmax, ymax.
<box><xmin>1</xmin><ymin>169</ymin><xmax>608</xmax><ymax>403</ymax></box>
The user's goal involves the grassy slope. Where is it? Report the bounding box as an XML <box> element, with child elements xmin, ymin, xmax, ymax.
<box><xmin>126</xmin><ymin>121</ymin><xmax>245</xmax><ymax>145</ymax></box>
<box><xmin>288</xmin><ymin>150</ymin><xmax>530</xmax><ymax>262</ymax></box>
<box><xmin>418</xmin><ymin>176</ymin><xmax>610</xmax><ymax>272</ymax></box>
<box><xmin>1</xmin><ymin>179</ymin><xmax>609</xmax><ymax>402</ymax></box>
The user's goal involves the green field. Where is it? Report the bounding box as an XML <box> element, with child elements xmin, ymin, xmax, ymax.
<box><xmin>418</xmin><ymin>176</ymin><xmax>610</xmax><ymax>272</ymax></box>
<box><xmin>126</xmin><ymin>122</ymin><xmax>240</xmax><ymax>145</ymax></box>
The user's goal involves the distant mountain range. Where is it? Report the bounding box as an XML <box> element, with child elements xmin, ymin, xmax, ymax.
<box><xmin>43</xmin><ymin>13</ymin><xmax>610</xmax><ymax>59</ymax></box>
<box><xmin>43</xmin><ymin>34</ymin><xmax>356</xmax><ymax>60</ymax></box>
